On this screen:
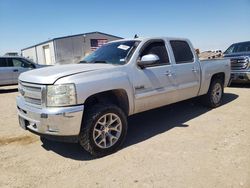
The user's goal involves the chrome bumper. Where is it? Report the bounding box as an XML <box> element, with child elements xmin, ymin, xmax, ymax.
<box><xmin>16</xmin><ymin>96</ymin><xmax>84</xmax><ymax>136</ymax></box>
<box><xmin>231</xmin><ymin>70</ymin><xmax>250</xmax><ymax>82</ymax></box>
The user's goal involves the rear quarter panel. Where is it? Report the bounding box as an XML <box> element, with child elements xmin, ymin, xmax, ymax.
<box><xmin>198</xmin><ymin>59</ymin><xmax>231</xmax><ymax>96</ymax></box>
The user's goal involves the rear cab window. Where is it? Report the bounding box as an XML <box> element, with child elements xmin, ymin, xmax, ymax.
<box><xmin>170</xmin><ymin>40</ymin><xmax>194</xmax><ymax>64</ymax></box>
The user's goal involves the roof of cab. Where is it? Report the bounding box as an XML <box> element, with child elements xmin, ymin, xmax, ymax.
<box><xmin>109</xmin><ymin>36</ymin><xmax>189</xmax><ymax>42</ymax></box>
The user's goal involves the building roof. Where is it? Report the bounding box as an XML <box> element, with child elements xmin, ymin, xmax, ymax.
<box><xmin>21</xmin><ymin>31</ymin><xmax>123</xmax><ymax>51</ymax></box>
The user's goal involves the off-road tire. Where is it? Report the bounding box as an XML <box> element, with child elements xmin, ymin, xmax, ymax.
<box><xmin>202</xmin><ymin>78</ymin><xmax>224</xmax><ymax>108</ymax></box>
<box><xmin>79</xmin><ymin>104</ymin><xmax>127</xmax><ymax>157</ymax></box>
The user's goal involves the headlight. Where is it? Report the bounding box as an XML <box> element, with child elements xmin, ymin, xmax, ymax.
<box><xmin>46</xmin><ymin>84</ymin><xmax>77</xmax><ymax>107</ymax></box>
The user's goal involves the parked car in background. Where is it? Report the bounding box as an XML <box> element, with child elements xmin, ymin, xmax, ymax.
<box><xmin>17</xmin><ymin>37</ymin><xmax>230</xmax><ymax>157</ymax></box>
<box><xmin>224</xmin><ymin>41</ymin><xmax>250</xmax><ymax>83</ymax></box>
<box><xmin>0</xmin><ymin>56</ymin><xmax>47</xmax><ymax>86</ymax></box>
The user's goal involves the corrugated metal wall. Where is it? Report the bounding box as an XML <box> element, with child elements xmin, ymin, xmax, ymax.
<box><xmin>22</xmin><ymin>33</ymin><xmax>121</xmax><ymax>65</ymax></box>
<box><xmin>54</xmin><ymin>35</ymin><xmax>84</xmax><ymax>64</ymax></box>
<box><xmin>36</xmin><ymin>41</ymin><xmax>56</xmax><ymax>65</ymax></box>
<box><xmin>22</xmin><ymin>41</ymin><xmax>56</xmax><ymax>65</ymax></box>
<box><xmin>21</xmin><ymin>47</ymin><xmax>37</xmax><ymax>63</ymax></box>
<box><xmin>54</xmin><ymin>33</ymin><xmax>120</xmax><ymax>64</ymax></box>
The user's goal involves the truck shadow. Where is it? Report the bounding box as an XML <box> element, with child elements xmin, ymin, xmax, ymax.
<box><xmin>125</xmin><ymin>93</ymin><xmax>237</xmax><ymax>147</ymax></box>
<box><xmin>40</xmin><ymin>93</ymin><xmax>238</xmax><ymax>161</ymax></box>
<box><xmin>229</xmin><ymin>83</ymin><xmax>250</xmax><ymax>88</ymax></box>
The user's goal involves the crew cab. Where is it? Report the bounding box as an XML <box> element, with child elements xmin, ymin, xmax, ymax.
<box><xmin>16</xmin><ymin>37</ymin><xmax>231</xmax><ymax>156</ymax></box>
<box><xmin>224</xmin><ymin>41</ymin><xmax>250</xmax><ymax>83</ymax></box>
<box><xmin>0</xmin><ymin>56</ymin><xmax>46</xmax><ymax>86</ymax></box>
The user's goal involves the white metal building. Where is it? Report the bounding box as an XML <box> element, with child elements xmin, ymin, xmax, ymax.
<box><xmin>21</xmin><ymin>31</ymin><xmax>122</xmax><ymax>65</ymax></box>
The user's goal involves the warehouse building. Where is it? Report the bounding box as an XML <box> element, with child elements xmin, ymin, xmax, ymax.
<box><xmin>21</xmin><ymin>31</ymin><xmax>122</xmax><ymax>65</ymax></box>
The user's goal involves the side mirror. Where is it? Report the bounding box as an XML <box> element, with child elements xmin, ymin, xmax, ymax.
<box><xmin>30</xmin><ymin>64</ymin><xmax>36</xmax><ymax>69</ymax></box>
<box><xmin>27</xmin><ymin>63</ymin><xmax>35</xmax><ymax>69</ymax></box>
<box><xmin>138</xmin><ymin>54</ymin><xmax>159</xmax><ymax>69</ymax></box>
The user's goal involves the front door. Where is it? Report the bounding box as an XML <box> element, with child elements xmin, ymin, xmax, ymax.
<box><xmin>133</xmin><ymin>40</ymin><xmax>178</xmax><ymax>113</ymax></box>
<box><xmin>8</xmin><ymin>58</ymin><xmax>34</xmax><ymax>84</ymax></box>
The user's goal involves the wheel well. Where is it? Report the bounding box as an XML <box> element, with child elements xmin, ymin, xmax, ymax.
<box><xmin>84</xmin><ymin>90</ymin><xmax>129</xmax><ymax>115</ymax></box>
<box><xmin>211</xmin><ymin>72</ymin><xmax>225</xmax><ymax>86</ymax></box>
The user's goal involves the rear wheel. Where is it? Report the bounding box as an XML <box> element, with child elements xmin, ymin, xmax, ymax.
<box><xmin>79</xmin><ymin>104</ymin><xmax>127</xmax><ymax>157</ymax></box>
<box><xmin>202</xmin><ymin>79</ymin><xmax>224</xmax><ymax>108</ymax></box>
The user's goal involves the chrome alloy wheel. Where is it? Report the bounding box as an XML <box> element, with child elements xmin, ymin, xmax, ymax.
<box><xmin>93</xmin><ymin>113</ymin><xmax>122</xmax><ymax>149</ymax></box>
<box><xmin>212</xmin><ymin>83</ymin><xmax>222</xmax><ymax>104</ymax></box>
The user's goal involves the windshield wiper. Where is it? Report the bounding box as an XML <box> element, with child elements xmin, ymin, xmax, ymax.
<box><xmin>79</xmin><ymin>60</ymin><xmax>88</xmax><ymax>64</ymax></box>
<box><xmin>93</xmin><ymin>60</ymin><xmax>107</xmax><ymax>64</ymax></box>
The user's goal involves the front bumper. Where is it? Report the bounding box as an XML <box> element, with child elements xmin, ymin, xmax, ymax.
<box><xmin>231</xmin><ymin>70</ymin><xmax>250</xmax><ymax>83</ymax></box>
<box><xmin>16</xmin><ymin>96</ymin><xmax>84</xmax><ymax>137</ymax></box>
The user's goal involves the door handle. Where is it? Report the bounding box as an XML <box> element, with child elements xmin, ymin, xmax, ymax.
<box><xmin>13</xmin><ymin>69</ymin><xmax>18</xmax><ymax>72</ymax></box>
<box><xmin>192</xmin><ymin>68</ymin><xmax>198</xmax><ymax>73</ymax></box>
<box><xmin>164</xmin><ymin>71</ymin><xmax>172</xmax><ymax>77</ymax></box>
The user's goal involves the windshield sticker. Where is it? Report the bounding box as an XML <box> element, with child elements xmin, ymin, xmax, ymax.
<box><xmin>118</xmin><ymin>45</ymin><xmax>130</xmax><ymax>50</ymax></box>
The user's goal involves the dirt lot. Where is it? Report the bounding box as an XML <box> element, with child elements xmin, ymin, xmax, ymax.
<box><xmin>0</xmin><ymin>85</ymin><xmax>249</xmax><ymax>188</ymax></box>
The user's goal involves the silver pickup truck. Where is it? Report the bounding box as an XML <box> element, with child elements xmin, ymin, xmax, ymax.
<box><xmin>16</xmin><ymin>37</ymin><xmax>231</xmax><ymax>156</ymax></box>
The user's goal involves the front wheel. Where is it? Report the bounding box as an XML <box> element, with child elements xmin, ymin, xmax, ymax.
<box><xmin>79</xmin><ymin>104</ymin><xmax>127</xmax><ymax>157</ymax></box>
<box><xmin>202</xmin><ymin>79</ymin><xmax>224</xmax><ymax>108</ymax></box>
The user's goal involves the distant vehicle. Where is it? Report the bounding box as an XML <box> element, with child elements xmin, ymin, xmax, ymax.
<box><xmin>215</xmin><ymin>50</ymin><xmax>222</xmax><ymax>53</ymax></box>
<box><xmin>224</xmin><ymin>41</ymin><xmax>250</xmax><ymax>83</ymax></box>
<box><xmin>0</xmin><ymin>56</ymin><xmax>47</xmax><ymax>86</ymax></box>
<box><xmin>4</xmin><ymin>52</ymin><xmax>19</xmax><ymax>56</ymax></box>
<box><xmin>199</xmin><ymin>50</ymin><xmax>223</xmax><ymax>60</ymax></box>
<box><xmin>17</xmin><ymin>37</ymin><xmax>230</xmax><ymax>157</ymax></box>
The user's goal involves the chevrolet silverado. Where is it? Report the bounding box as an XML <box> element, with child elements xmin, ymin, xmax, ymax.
<box><xmin>16</xmin><ymin>37</ymin><xmax>231</xmax><ymax>156</ymax></box>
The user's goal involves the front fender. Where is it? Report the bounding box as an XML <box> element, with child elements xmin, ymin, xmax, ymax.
<box><xmin>55</xmin><ymin>70</ymin><xmax>134</xmax><ymax>115</ymax></box>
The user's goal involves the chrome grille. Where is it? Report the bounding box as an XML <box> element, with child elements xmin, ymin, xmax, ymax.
<box><xmin>24</xmin><ymin>97</ymin><xmax>42</xmax><ymax>105</ymax></box>
<box><xmin>19</xmin><ymin>82</ymin><xmax>45</xmax><ymax>108</ymax></box>
<box><xmin>230</xmin><ymin>57</ymin><xmax>249</xmax><ymax>70</ymax></box>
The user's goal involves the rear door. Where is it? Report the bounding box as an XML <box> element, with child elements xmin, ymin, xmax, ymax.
<box><xmin>0</xmin><ymin>58</ymin><xmax>13</xmax><ymax>85</ymax></box>
<box><xmin>170</xmin><ymin>40</ymin><xmax>201</xmax><ymax>101</ymax></box>
<box><xmin>133</xmin><ymin>40</ymin><xmax>178</xmax><ymax>113</ymax></box>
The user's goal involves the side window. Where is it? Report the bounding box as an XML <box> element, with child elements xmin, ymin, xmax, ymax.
<box><xmin>170</xmin><ymin>40</ymin><xmax>194</xmax><ymax>64</ymax></box>
<box><xmin>141</xmin><ymin>41</ymin><xmax>170</xmax><ymax>65</ymax></box>
<box><xmin>12</xmin><ymin>58</ymin><xmax>32</xmax><ymax>68</ymax></box>
<box><xmin>12</xmin><ymin>59</ymin><xmax>23</xmax><ymax>67</ymax></box>
<box><xmin>21</xmin><ymin>59</ymin><xmax>35</xmax><ymax>68</ymax></box>
<box><xmin>0</xmin><ymin>58</ymin><xmax>8</xmax><ymax>67</ymax></box>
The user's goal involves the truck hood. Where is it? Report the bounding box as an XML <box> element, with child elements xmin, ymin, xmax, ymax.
<box><xmin>19</xmin><ymin>63</ymin><xmax>114</xmax><ymax>84</ymax></box>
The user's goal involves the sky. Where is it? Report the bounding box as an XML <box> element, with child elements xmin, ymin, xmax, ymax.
<box><xmin>0</xmin><ymin>0</ymin><xmax>249</xmax><ymax>55</ymax></box>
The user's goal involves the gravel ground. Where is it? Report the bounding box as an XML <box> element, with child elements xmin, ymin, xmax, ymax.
<box><xmin>0</xmin><ymin>85</ymin><xmax>249</xmax><ymax>188</ymax></box>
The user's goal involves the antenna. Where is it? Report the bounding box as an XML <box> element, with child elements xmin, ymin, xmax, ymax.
<box><xmin>134</xmin><ymin>34</ymin><xmax>139</xmax><ymax>39</ymax></box>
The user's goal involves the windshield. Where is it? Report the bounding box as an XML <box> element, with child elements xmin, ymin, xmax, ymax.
<box><xmin>79</xmin><ymin>40</ymin><xmax>140</xmax><ymax>65</ymax></box>
<box><xmin>224</xmin><ymin>41</ymin><xmax>250</xmax><ymax>54</ymax></box>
